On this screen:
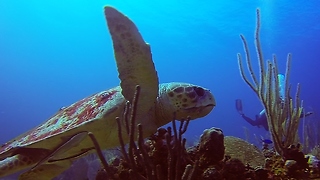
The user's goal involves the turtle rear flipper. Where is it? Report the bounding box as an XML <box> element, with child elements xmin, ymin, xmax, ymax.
<box><xmin>0</xmin><ymin>148</ymin><xmax>49</xmax><ymax>178</ymax></box>
<box><xmin>19</xmin><ymin>161</ymin><xmax>72</xmax><ymax>180</ymax></box>
<box><xmin>20</xmin><ymin>132</ymin><xmax>90</xmax><ymax>180</ymax></box>
<box><xmin>0</xmin><ymin>154</ymin><xmax>39</xmax><ymax>178</ymax></box>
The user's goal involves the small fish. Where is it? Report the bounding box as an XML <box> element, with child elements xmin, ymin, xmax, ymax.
<box><xmin>260</xmin><ymin>137</ymin><xmax>273</xmax><ymax>144</ymax></box>
<box><xmin>306</xmin><ymin>155</ymin><xmax>320</xmax><ymax>168</ymax></box>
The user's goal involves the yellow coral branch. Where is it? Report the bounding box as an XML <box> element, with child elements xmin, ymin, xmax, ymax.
<box><xmin>238</xmin><ymin>8</ymin><xmax>303</xmax><ymax>156</ymax></box>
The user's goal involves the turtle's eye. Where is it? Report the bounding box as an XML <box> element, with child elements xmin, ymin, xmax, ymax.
<box><xmin>194</xmin><ymin>87</ymin><xmax>205</xmax><ymax>96</ymax></box>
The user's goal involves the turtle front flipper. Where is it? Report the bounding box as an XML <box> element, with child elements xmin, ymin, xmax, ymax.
<box><xmin>31</xmin><ymin>131</ymin><xmax>89</xmax><ymax>169</ymax></box>
<box><xmin>104</xmin><ymin>6</ymin><xmax>159</xmax><ymax>115</ymax></box>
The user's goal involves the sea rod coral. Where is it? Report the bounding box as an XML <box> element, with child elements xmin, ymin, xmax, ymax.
<box><xmin>104</xmin><ymin>85</ymin><xmax>195</xmax><ymax>179</ymax></box>
<box><xmin>237</xmin><ymin>8</ymin><xmax>303</xmax><ymax>156</ymax></box>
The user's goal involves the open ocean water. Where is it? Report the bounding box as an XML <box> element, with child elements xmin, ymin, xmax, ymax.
<box><xmin>0</xmin><ymin>0</ymin><xmax>319</xmax><ymax>179</ymax></box>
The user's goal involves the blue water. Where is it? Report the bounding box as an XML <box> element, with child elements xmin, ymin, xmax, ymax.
<box><xmin>0</xmin><ymin>0</ymin><xmax>320</xmax><ymax>152</ymax></box>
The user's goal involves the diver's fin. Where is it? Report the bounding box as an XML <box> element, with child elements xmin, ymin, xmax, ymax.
<box><xmin>19</xmin><ymin>161</ymin><xmax>72</xmax><ymax>180</ymax></box>
<box><xmin>300</xmin><ymin>111</ymin><xmax>313</xmax><ymax>118</ymax></box>
<box><xmin>235</xmin><ymin>99</ymin><xmax>244</xmax><ymax>114</ymax></box>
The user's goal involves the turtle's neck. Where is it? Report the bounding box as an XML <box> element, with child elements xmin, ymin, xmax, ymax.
<box><xmin>155</xmin><ymin>97</ymin><xmax>175</xmax><ymax>128</ymax></box>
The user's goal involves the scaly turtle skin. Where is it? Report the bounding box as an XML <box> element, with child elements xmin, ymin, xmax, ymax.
<box><xmin>0</xmin><ymin>6</ymin><xmax>216</xmax><ymax>180</ymax></box>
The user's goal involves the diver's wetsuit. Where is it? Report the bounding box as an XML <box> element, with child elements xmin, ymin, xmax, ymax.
<box><xmin>240</xmin><ymin>109</ymin><xmax>312</xmax><ymax>131</ymax></box>
<box><xmin>240</xmin><ymin>109</ymin><xmax>268</xmax><ymax>130</ymax></box>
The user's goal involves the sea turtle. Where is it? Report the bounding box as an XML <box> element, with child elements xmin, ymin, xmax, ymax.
<box><xmin>0</xmin><ymin>6</ymin><xmax>216</xmax><ymax>180</ymax></box>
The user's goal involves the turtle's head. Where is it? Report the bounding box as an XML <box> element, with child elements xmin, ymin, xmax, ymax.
<box><xmin>156</xmin><ymin>82</ymin><xmax>216</xmax><ymax>124</ymax></box>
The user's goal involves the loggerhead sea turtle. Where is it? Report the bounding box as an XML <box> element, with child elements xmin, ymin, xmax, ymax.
<box><xmin>0</xmin><ymin>6</ymin><xmax>216</xmax><ymax>180</ymax></box>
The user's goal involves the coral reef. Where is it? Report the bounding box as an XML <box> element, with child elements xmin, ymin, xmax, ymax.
<box><xmin>310</xmin><ymin>145</ymin><xmax>320</xmax><ymax>160</ymax></box>
<box><xmin>55</xmin><ymin>122</ymin><xmax>320</xmax><ymax>180</ymax></box>
<box><xmin>197</xmin><ymin>127</ymin><xmax>224</xmax><ymax>167</ymax></box>
<box><xmin>224</xmin><ymin>136</ymin><xmax>265</xmax><ymax>167</ymax></box>
<box><xmin>86</xmin><ymin>127</ymin><xmax>320</xmax><ymax>180</ymax></box>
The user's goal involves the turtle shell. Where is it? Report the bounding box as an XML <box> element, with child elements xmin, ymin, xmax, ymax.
<box><xmin>0</xmin><ymin>86</ymin><xmax>125</xmax><ymax>159</ymax></box>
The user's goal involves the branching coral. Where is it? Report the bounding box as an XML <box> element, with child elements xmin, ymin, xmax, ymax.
<box><xmin>237</xmin><ymin>9</ymin><xmax>303</xmax><ymax>156</ymax></box>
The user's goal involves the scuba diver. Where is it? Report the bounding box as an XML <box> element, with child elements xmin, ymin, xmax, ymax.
<box><xmin>236</xmin><ymin>74</ymin><xmax>313</xmax><ymax>131</ymax></box>
<box><xmin>235</xmin><ymin>99</ymin><xmax>313</xmax><ymax>131</ymax></box>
